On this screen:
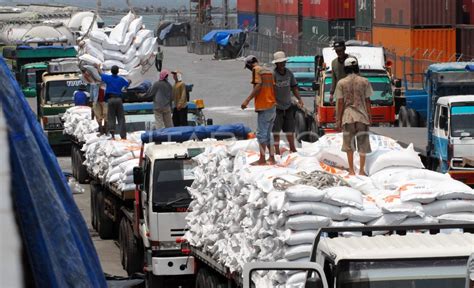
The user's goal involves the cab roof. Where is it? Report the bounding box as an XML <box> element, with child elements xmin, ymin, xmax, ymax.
<box><xmin>144</xmin><ymin>140</ymin><xmax>224</xmax><ymax>161</ymax></box>
<box><xmin>323</xmin><ymin>46</ymin><xmax>386</xmax><ymax>72</ymax></box>
<box><xmin>318</xmin><ymin>232</ymin><xmax>474</xmax><ymax>263</ymax></box>
<box><xmin>42</xmin><ymin>73</ymin><xmax>81</xmax><ymax>81</ymax></box>
<box><xmin>437</xmin><ymin>95</ymin><xmax>474</xmax><ymax>105</ymax></box>
<box><xmin>287</xmin><ymin>56</ymin><xmax>314</xmax><ymax>63</ymax></box>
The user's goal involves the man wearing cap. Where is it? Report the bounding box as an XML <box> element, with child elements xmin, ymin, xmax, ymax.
<box><xmin>171</xmin><ymin>70</ymin><xmax>188</xmax><ymax>127</ymax></box>
<box><xmin>241</xmin><ymin>55</ymin><xmax>277</xmax><ymax>165</ymax></box>
<box><xmin>146</xmin><ymin>69</ymin><xmax>173</xmax><ymax>129</ymax></box>
<box><xmin>272</xmin><ymin>51</ymin><xmax>304</xmax><ymax>154</ymax></box>
<box><xmin>330</xmin><ymin>41</ymin><xmax>350</xmax><ymax>104</ymax></box>
<box><xmin>96</xmin><ymin>64</ymin><xmax>130</xmax><ymax>139</ymax></box>
<box><xmin>335</xmin><ymin>57</ymin><xmax>373</xmax><ymax>176</ymax></box>
<box><xmin>73</xmin><ymin>84</ymin><xmax>90</xmax><ymax>106</ymax></box>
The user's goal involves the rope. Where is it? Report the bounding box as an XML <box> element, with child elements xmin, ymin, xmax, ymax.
<box><xmin>273</xmin><ymin>171</ymin><xmax>349</xmax><ymax>191</ymax></box>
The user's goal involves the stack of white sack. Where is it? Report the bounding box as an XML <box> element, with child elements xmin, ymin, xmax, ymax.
<box><xmin>78</xmin><ymin>11</ymin><xmax>159</xmax><ymax>88</ymax></box>
<box><xmin>62</xmin><ymin>106</ymin><xmax>99</xmax><ymax>142</ymax></box>
<box><xmin>81</xmin><ymin>131</ymin><xmax>143</xmax><ymax>191</ymax></box>
<box><xmin>184</xmin><ymin>134</ymin><xmax>474</xmax><ymax>287</ymax></box>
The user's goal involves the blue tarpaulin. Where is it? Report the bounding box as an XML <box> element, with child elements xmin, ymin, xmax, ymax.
<box><xmin>202</xmin><ymin>29</ymin><xmax>243</xmax><ymax>46</ymax></box>
<box><xmin>466</xmin><ymin>65</ymin><xmax>474</xmax><ymax>72</ymax></box>
<box><xmin>0</xmin><ymin>57</ymin><xmax>107</xmax><ymax>287</ymax></box>
<box><xmin>141</xmin><ymin>124</ymin><xmax>251</xmax><ymax>143</ymax></box>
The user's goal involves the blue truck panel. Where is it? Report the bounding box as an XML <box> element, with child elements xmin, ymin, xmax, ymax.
<box><xmin>405</xmin><ymin>90</ymin><xmax>428</xmax><ymax>122</ymax></box>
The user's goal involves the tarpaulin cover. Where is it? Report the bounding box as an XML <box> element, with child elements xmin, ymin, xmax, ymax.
<box><xmin>427</xmin><ymin>62</ymin><xmax>474</xmax><ymax>73</ymax></box>
<box><xmin>202</xmin><ymin>29</ymin><xmax>243</xmax><ymax>46</ymax></box>
<box><xmin>466</xmin><ymin>65</ymin><xmax>474</xmax><ymax>72</ymax></box>
<box><xmin>141</xmin><ymin>123</ymin><xmax>251</xmax><ymax>143</ymax></box>
<box><xmin>158</xmin><ymin>22</ymin><xmax>189</xmax><ymax>40</ymax></box>
<box><xmin>0</xmin><ymin>56</ymin><xmax>107</xmax><ymax>287</ymax></box>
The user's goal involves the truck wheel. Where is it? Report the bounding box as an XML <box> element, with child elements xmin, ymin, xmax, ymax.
<box><xmin>206</xmin><ymin>272</ymin><xmax>223</xmax><ymax>288</ymax></box>
<box><xmin>195</xmin><ymin>268</ymin><xmax>208</xmax><ymax>288</ymax></box>
<box><xmin>295</xmin><ymin>111</ymin><xmax>307</xmax><ymax>142</ymax></box>
<box><xmin>125</xmin><ymin>220</ymin><xmax>143</xmax><ymax>275</ymax></box>
<box><xmin>76</xmin><ymin>150</ymin><xmax>88</xmax><ymax>184</ymax></box>
<box><xmin>90</xmin><ymin>183</ymin><xmax>98</xmax><ymax>230</ymax></box>
<box><xmin>97</xmin><ymin>191</ymin><xmax>114</xmax><ymax>239</ymax></box>
<box><xmin>146</xmin><ymin>272</ymin><xmax>164</xmax><ymax>288</ymax></box>
<box><xmin>398</xmin><ymin>106</ymin><xmax>408</xmax><ymax>127</ymax></box>
<box><xmin>309</xmin><ymin>119</ymin><xmax>320</xmax><ymax>143</ymax></box>
<box><xmin>408</xmin><ymin>109</ymin><xmax>419</xmax><ymax>127</ymax></box>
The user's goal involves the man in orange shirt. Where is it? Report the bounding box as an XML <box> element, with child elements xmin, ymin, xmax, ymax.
<box><xmin>241</xmin><ymin>55</ymin><xmax>277</xmax><ymax>165</ymax></box>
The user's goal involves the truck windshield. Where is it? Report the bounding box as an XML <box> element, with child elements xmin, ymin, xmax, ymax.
<box><xmin>45</xmin><ymin>80</ymin><xmax>86</xmax><ymax>104</ymax></box>
<box><xmin>287</xmin><ymin>62</ymin><xmax>315</xmax><ymax>73</ymax></box>
<box><xmin>323</xmin><ymin>77</ymin><xmax>392</xmax><ymax>106</ymax></box>
<box><xmin>451</xmin><ymin>105</ymin><xmax>474</xmax><ymax>137</ymax></box>
<box><xmin>338</xmin><ymin>258</ymin><xmax>467</xmax><ymax>288</ymax></box>
<box><xmin>152</xmin><ymin>159</ymin><xmax>195</xmax><ymax>208</ymax></box>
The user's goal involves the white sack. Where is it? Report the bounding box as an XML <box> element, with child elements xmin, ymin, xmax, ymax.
<box><xmin>109</xmin><ymin>22</ymin><xmax>128</xmax><ymax>43</ymax></box>
<box><xmin>89</xmin><ymin>30</ymin><xmax>108</xmax><ymax>44</ymax></box>
<box><xmin>423</xmin><ymin>200</ymin><xmax>474</xmax><ymax>217</ymax></box>
<box><xmin>323</xmin><ymin>186</ymin><xmax>364</xmax><ymax>209</ymax></box>
<box><xmin>286</xmin><ymin>185</ymin><xmax>325</xmax><ymax>202</ymax></box>
<box><xmin>398</xmin><ymin>179</ymin><xmax>438</xmax><ymax>204</ymax></box>
<box><xmin>436</xmin><ymin>180</ymin><xmax>474</xmax><ymax>200</ymax></box>
<box><xmin>79</xmin><ymin>54</ymin><xmax>102</xmax><ymax>66</ymax></box>
<box><xmin>128</xmin><ymin>17</ymin><xmax>143</xmax><ymax>35</ymax></box>
<box><xmin>282</xmin><ymin>230</ymin><xmax>318</xmax><ymax>246</ymax></box>
<box><xmin>437</xmin><ymin>212</ymin><xmax>474</xmax><ymax>224</ymax></box>
<box><xmin>284</xmin><ymin>202</ymin><xmax>346</xmax><ymax>221</ymax></box>
<box><xmin>368</xmin><ymin>144</ymin><xmax>424</xmax><ymax>175</ymax></box>
<box><xmin>286</xmin><ymin>215</ymin><xmax>332</xmax><ymax>231</ymax></box>
<box><xmin>284</xmin><ymin>244</ymin><xmax>312</xmax><ymax>261</ymax></box>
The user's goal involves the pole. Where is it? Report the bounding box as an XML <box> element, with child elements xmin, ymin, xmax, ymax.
<box><xmin>223</xmin><ymin>0</ymin><xmax>228</xmax><ymax>28</ymax></box>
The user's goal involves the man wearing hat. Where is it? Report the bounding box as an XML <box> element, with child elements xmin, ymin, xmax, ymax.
<box><xmin>272</xmin><ymin>51</ymin><xmax>304</xmax><ymax>154</ymax></box>
<box><xmin>146</xmin><ymin>69</ymin><xmax>173</xmax><ymax>128</ymax></box>
<box><xmin>73</xmin><ymin>84</ymin><xmax>90</xmax><ymax>106</ymax></box>
<box><xmin>330</xmin><ymin>41</ymin><xmax>350</xmax><ymax>104</ymax></box>
<box><xmin>171</xmin><ymin>70</ymin><xmax>188</xmax><ymax>127</ymax></box>
<box><xmin>335</xmin><ymin>57</ymin><xmax>373</xmax><ymax>176</ymax></box>
<box><xmin>241</xmin><ymin>55</ymin><xmax>277</xmax><ymax>165</ymax></box>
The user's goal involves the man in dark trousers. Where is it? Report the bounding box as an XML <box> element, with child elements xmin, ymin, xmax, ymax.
<box><xmin>271</xmin><ymin>51</ymin><xmax>304</xmax><ymax>154</ymax></box>
<box><xmin>146</xmin><ymin>69</ymin><xmax>173</xmax><ymax>128</ymax></box>
<box><xmin>330</xmin><ymin>41</ymin><xmax>350</xmax><ymax>104</ymax></box>
<box><xmin>335</xmin><ymin>57</ymin><xmax>373</xmax><ymax>176</ymax></box>
<box><xmin>97</xmin><ymin>65</ymin><xmax>130</xmax><ymax>139</ymax></box>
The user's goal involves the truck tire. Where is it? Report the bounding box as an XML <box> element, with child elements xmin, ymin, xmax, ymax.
<box><xmin>398</xmin><ymin>106</ymin><xmax>408</xmax><ymax>127</ymax></box>
<box><xmin>97</xmin><ymin>191</ymin><xmax>114</xmax><ymax>239</ymax></box>
<box><xmin>90</xmin><ymin>183</ymin><xmax>98</xmax><ymax>230</ymax></box>
<box><xmin>125</xmin><ymin>220</ymin><xmax>143</xmax><ymax>275</ymax></box>
<box><xmin>195</xmin><ymin>268</ymin><xmax>208</xmax><ymax>288</ymax></box>
<box><xmin>408</xmin><ymin>108</ymin><xmax>420</xmax><ymax>127</ymax></box>
<box><xmin>295</xmin><ymin>111</ymin><xmax>307</xmax><ymax>142</ymax></box>
<box><xmin>309</xmin><ymin>119</ymin><xmax>320</xmax><ymax>143</ymax></box>
<box><xmin>76</xmin><ymin>150</ymin><xmax>88</xmax><ymax>184</ymax></box>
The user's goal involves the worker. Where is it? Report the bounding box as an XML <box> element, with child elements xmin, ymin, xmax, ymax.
<box><xmin>155</xmin><ymin>46</ymin><xmax>164</xmax><ymax>72</ymax></box>
<box><xmin>96</xmin><ymin>64</ymin><xmax>130</xmax><ymax>140</ymax></box>
<box><xmin>73</xmin><ymin>84</ymin><xmax>90</xmax><ymax>106</ymax></box>
<box><xmin>171</xmin><ymin>70</ymin><xmax>188</xmax><ymax>127</ymax></box>
<box><xmin>241</xmin><ymin>55</ymin><xmax>277</xmax><ymax>166</ymax></box>
<box><xmin>271</xmin><ymin>51</ymin><xmax>304</xmax><ymax>154</ymax></box>
<box><xmin>90</xmin><ymin>82</ymin><xmax>108</xmax><ymax>135</ymax></box>
<box><xmin>335</xmin><ymin>57</ymin><xmax>373</xmax><ymax>176</ymax></box>
<box><xmin>330</xmin><ymin>41</ymin><xmax>350</xmax><ymax>104</ymax></box>
<box><xmin>146</xmin><ymin>69</ymin><xmax>173</xmax><ymax>129</ymax></box>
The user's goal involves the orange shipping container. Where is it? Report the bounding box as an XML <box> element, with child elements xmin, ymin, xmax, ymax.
<box><xmin>372</xmin><ymin>26</ymin><xmax>456</xmax><ymax>80</ymax></box>
<box><xmin>356</xmin><ymin>29</ymin><xmax>372</xmax><ymax>43</ymax></box>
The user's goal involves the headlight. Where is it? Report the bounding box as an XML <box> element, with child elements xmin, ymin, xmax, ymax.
<box><xmin>157</xmin><ymin>241</ymin><xmax>181</xmax><ymax>250</ymax></box>
<box><xmin>325</xmin><ymin>123</ymin><xmax>336</xmax><ymax>129</ymax></box>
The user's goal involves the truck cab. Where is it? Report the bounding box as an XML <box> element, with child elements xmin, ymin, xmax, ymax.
<box><xmin>135</xmin><ymin>141</ymin><xmax>217</xmax><ymax>287</ymax></box>
<box><xmin>40</xmin><ymin>59</ymin><xmax>86</xmax><ymax>147</ymax></box>
<box><xmin>287</xmin><ymin>56</ymin><xmax>316</xmax><ymax>98</ymax></box>
<box><xmin>424</xmin><ymin>63</ymin><xmax>474</xmax><ymax>185</ymax></box>
<box><xmin>315</xmin><ymin>46</ymin><xmax>396</xmax><ymax>133</ymax></box>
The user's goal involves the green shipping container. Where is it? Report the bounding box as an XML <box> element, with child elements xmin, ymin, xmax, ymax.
<box><xmin>355</xmin><ymin>0</ymin><xmax>372</xmax><ymax>29</ymax></box>
<box><xmin>302</xmin><ymin>18</ymin><xmax>355</xmax><ymax>42</ymax></box>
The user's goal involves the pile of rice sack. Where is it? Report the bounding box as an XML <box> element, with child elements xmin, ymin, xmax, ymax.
<box><xmin>184</xmin><ymin>135</ymin><xmax>474</xmax><ymax>287</ymax></box>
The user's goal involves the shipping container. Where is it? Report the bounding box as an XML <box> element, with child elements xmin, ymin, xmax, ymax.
<box><xmin>258</xmin><ymin>14</ymin><xmax>277</xmax><ymax>36</ymax></box>
<box><xmin>355</xmin><ymin>0</ymin><xmax>373</xmax><ymax>29</ymax></box>
<box><xmin>373</xmin><ymin>26</ymin><xmax>456</xmax><ymax>79</ymax></box>
<box><xmin>456</xmin><ymin>25</ymin><xmax>474</xmax><ymax>60</ymax></box>
<box><xmin>373</xmin><ymin>0</ymin><xmax>457</xmax><ymax>27</ymax></box>
<box><xmin>356</xmin><ymin>29</ymin><xmax>372</xmax><ymax>43</ymax></box>
<box><xmin>238</xmin><ymin>12</ymin><xmax>257</xmax><ymax>30</ymax></box>
<box><xmin>302</xmin><ymin>18</ymin><xmax>355</xmax><ymax>41</ymax></box>
<box><xmin>237</xmin><ymin>0</ymin><xmax>257</xmax><ymax>13</ymax></box>
<box><xmin>302</xmin><ymin>0</ymin><xmax>355</xmax><ymax>20</ymax></box>
<box><xmin>258</xmin><ymin>0</ymin><xmax>277</xmax><ymax>15</ymax></box>
<box><xmin>276</xmin><ymin>15</ymin><xmax>300</xmax><ymax>54</ymax></box>
<box><xmin>275</xmin><ymin>0</ymin><xmax>299</xmax><ymax>16</ymax></box>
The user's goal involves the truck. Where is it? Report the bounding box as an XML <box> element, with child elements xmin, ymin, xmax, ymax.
<box><xmin>2</xmin><ymin>45</ymin><xmax>77</xmax><ymax>115</ymax></box>
<box><xmin>374</xmin><ymin>62</ymin><xmax>474</xmax><ymax>185</ymax></box>
<box><xmin>294</xmin><ymin>44</ymin><xmax>400</xmax><ymax>140</ymax></box>
<box><xmin>243</xmin><ymin>224</ymin><xmax>474</xmax><ymax>288</ymax></box>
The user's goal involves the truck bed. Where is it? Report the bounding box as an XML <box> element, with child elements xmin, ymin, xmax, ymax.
<box><xmin>371</xmin><ymin>127</ymin><xmax>428</xmax><ymax>154</ymax></box>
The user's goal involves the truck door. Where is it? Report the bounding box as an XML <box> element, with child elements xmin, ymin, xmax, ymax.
<box><xmin>432</xmin><ymin>104</ymin><xmax>450</xmax><ymax>172</ymax></box>
<box><xmin>450</xmin><ymin>104</ymin><xmax>474</xmax><ymax>168</ymax></box>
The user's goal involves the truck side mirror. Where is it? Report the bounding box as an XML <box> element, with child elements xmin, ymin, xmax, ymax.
<box><xmin>133</xmin><ymin>167</ymin><xmax>144</xmax><ymax>185</ymax></box>
<box><xmin>394</xmin><ymin>89</ymin><xmax>402</xmax><ymax>97</ymax></box>
<box><xmin>439</xmin><ymin>115</ymin><xmax>448</xmax><ymax>130</ymax></box>
<box><xmin>312</xmin><ymin>82</ymin><xmax>320</xmax><ymax>91</ymax></box>
<box><xmin>305</xmin><ymin>277</ymin><xmax>324</xmax><ymax>288</ymax></box>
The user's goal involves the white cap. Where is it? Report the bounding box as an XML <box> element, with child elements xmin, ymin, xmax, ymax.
<box><xmin>344</xmin><ymin>57</ymin><xmax>358</xmax><ymax>67</ymax></box>
<box><xmin>272</xmin><ymin>51</ymin><xmax>289</xmax><ymax>64</ymax></box>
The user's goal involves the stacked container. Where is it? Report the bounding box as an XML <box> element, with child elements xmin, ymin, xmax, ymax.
<box><xmin>355</xmin><ymin>0</ymin><xmax>373</xmax><ymax>43</ymax></box>
<box><xmin>456</xmin><ymin>0</ymin><xmax>474</xmax><ymax>60</ymax></box>
<box><xmin>370</xmin><ymin>0</ymin><xmax>458</xmax><ymax>79</ymax></box>
<box><xmin>301</xmin><ymin>0</ymin><xmax>356</xmax><ymax>42</ymax></box>
<box><xmin>237</xmin><ymin>0</ymin><xmax>257</xmax><ymax>30</ymax></box>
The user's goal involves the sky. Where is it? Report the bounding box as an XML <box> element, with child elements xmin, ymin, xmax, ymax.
<box><xmin>5</xmin><ymin>0</ymin><xmax>237</xmax><ymax>9</ymax></box>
